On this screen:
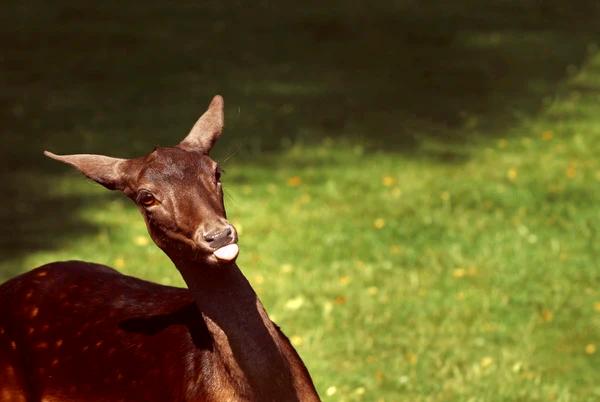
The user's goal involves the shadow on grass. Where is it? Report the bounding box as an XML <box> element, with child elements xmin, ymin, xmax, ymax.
<box><xmin>0</xmin><ymin>171</ymin><xmax>114</xmax><ymax>281</ymax></box>
<box><xmin>1</xmin><ymin>0</ymin><xmax>600</xmax><ymax>271</ymax></box>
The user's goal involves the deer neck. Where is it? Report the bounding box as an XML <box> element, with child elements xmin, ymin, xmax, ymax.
<box><xmin>175</xmin><ymin>260</ymin><xmax>299</xmax><ymax>401</ymax></box>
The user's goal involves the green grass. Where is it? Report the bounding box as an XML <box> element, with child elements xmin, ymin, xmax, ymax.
<box><xmin>3</xmin><ymin>1</ymin><xmax>600</xmax><ymax>401</ymax></box>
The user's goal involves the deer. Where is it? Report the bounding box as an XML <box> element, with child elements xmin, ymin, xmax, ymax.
<box><xmin>0</xmin><ymin>96</ymin><xmax>321</xmax><ymax>402</ymax></box>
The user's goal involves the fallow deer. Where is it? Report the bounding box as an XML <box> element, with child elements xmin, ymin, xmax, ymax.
<box><xmin>0</xmin><ymin>96</ymin><xmax>321</xmax><ymax>402</ymax></box>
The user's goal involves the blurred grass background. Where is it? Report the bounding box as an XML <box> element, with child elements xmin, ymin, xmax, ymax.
<box><xmin>2</xmin><ymin>1</ymin><xmax>600</xmax><ymax>400</ymax></box>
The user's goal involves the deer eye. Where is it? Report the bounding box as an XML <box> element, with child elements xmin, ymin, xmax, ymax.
<box><xmin>138</xmin><ymin>190</ymin><xmax>156</xmax><ymax>207</ymax></box>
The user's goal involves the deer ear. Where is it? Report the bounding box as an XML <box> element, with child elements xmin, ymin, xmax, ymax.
<box><xmin>44</xmin><ymin>151</ymin><xmax>127</xmax><ymax>191</ymax></box>
<box><xmin>179</xmin><ymin>95</ymin><xmax>224</xmax><ymax>153</ymax></box>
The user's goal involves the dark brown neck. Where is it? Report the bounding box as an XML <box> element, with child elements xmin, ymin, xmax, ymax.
<box><xmin>176</xmin><ymin>259</ymin><xmax>301</xmax><ymax>401</ymax></box>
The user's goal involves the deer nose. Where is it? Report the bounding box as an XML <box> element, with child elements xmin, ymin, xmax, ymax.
<box><xmin>202</xmin><ymin>225</ymin><xmax>235</xmax><ymax>249</ymax></box>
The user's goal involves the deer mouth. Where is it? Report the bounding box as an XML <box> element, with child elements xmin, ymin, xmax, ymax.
<box><xmin>201</xmin><ymin>224</ymin><xmax>239</xmax><ymax>263</ymax></box>
<box><xmin>213</xmin><ymin>243</ymin><xmax>239</xmax><ymax>262</ymax></box>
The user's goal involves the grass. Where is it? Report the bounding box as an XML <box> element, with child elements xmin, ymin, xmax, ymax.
<box><xmin>3</xmin><ymin>1</ymin><xmax>600</xmax><ymax>401</ymax></box>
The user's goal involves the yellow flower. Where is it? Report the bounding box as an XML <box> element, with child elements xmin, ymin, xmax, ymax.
<box><xmin>326</xmin><ymin>386</ymin><xmax>337</xmax><ymax>396</ymax></box>
<box><xmin>480</xmin><ymin>356</ymin><xmax>494</xmax><ymax>368</ymax></box>
<box><xmin>542</xmin><ymin>130</ymin><xmax>554</xmax><ymax>141</ymax></box>
<box><xmin>452</xmin><ymin>268</ymin><xmax>466</xmax><ymax>278</ymax></box>
<box><xmin>114</xmin><ymin>257</ymin><xmax>125</xmax><ymax>269</ymax></box>
<box><xmin>287</xmin><ymin>176</ymin><xmax>302</xmax><ymax>186</ymax></box>
<box><xmin>541</xmin><ymin>309</ymin><xmax>553</xmax><ymax>322</ymax></box>
<box><xmin>507</xmin><ymin>168</ymin><xmax>518</xmax><ymax>181</ymax></box>
<box><xmin>284</xmin><ymin>296</ymin><xmax>305</xmax><ymax>310</ymax></box>
<box><xmin>593</xmin><ymin>301</ymin><xmax>600</xmax><ymax>312</ymax></box>
<box><xmin>339</xmin><ymin>276</ymin><xmax>351</xmax><ymax>286</ymax></box>
<box><xmin>373</xmin><ymin>218</ymin><xmax>385</xmax><ymax>229</ymax></box>
<box><xmin>512</xmin><ymin>362</ymin><xmax>523</xmax><ymax>373</ymax></box>
<box><xmin>585</xmin><ymin>343</ymin><xmax>596</xmax><ymax>355</ymax></box>
<box><xmin>322</xmin><ymin>301</ymin><xmax>333</xmax><ymax>316</ymax></box>
<box><xmin>290</xmin><ymin>335</ymin><xmax>303</xmax><ymax>346</ymax></box>
<box><xmin>453</xmin><ymin>267</ymin><xmax>477</xmax><ymax>278</ymax></box>
<box><xmin>134</xmin><ymin>236</ymin><xmax>149</xmax><ymax>246</ymax></box>
<box><xmin>382</xmin><ymin>176</ymin><xmax>396</xmax><ymax>187</ymax></box>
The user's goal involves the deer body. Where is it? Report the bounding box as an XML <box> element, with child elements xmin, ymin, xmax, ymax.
<box><xmin>0</xmin><ymin>97</ymin><xmax>320</xmax><ymax>402</ymax></box>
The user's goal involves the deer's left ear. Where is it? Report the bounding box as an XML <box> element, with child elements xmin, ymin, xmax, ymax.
<box><xmin>44</xmin><ymin>151</ymin><xmax>128</xmax><ymax>191</ymax></box>
<box><xmin>178</xmin><ymin>95</ymin><xmax>224</xmax><ymax>154</ymax></box>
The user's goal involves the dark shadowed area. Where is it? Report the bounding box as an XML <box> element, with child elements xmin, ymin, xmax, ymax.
<box><xmin>2</xmin><ymin>1</ymin><xmax>599</xmax><ymax>266</ymax></box>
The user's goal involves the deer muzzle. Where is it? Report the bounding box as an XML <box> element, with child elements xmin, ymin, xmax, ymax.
<box><xmin>201</xmin><ymin>224</ymin><xmax>239</xmax><ymax>262</ymax></box>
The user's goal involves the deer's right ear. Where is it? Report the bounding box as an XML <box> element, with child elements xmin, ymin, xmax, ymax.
<box><xmin>178</xmin><ymin>95</ymin><xmax>224</xmax><ymax>153</ymax></box>
<box><xmin>44</xmin><ymin>151</ymin><xmax>128</xmax><ymax>191</ymax></box>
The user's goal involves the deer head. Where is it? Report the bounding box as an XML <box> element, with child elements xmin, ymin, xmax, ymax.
<box><xmin>44</xmin><ymin>95</ymin><xmax>239</xmax><ymax>266</ymax></box>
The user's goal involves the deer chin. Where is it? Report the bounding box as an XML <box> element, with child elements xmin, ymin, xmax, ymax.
<box><xmin>213</xmin><ymin>243</ymin><xmax>239</xmax><ymax>262</ymax></box>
